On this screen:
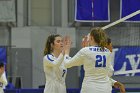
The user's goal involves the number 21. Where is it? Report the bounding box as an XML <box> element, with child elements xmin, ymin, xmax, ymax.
<box><xmin>95</xmin><ymin>55</ymin><xmax>106</xmax><ymax>67</ymax></box>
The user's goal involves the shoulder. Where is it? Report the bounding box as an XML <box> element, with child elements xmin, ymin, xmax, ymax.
<box><xmin>80</xmin><ymin>46</ymin><xmax>97</xmax><ymax>52</ymax></box>
<box><xmin>78</xmin><ymin>47</ymin><xmax>91</xmax><ymax>56</ymax></box>
<box><xmin>80</xmin><ymin>47</ymin><xmax>89</xmax><ymax>52</ymax></box>
<box><xmin>43</xmin><ymin>54</ymin><xmax>54</xmax><ymax>62</ymax></box>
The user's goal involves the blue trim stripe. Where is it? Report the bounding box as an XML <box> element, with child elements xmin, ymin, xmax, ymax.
<box><xmin>47</xmin><ymin>55</ymin><xmax>54</xmax><ymax>62</ymax></box>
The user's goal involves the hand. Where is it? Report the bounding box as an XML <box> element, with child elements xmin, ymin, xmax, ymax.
<box><xmin>81</xmin><ymin>35</ymin><xmax>89</xmax><ymax>47</ymax></box>
<box><xmin>114</xmin><ymin>82</ymin><xmax>126</xmax><ymax>93</ymax></box>
<box><xmin>63</xmin><ymin>36</ymin><xmax>72</xmax><ymax>55</ymax></box>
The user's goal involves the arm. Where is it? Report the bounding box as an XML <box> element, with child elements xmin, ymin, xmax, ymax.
<box><xmin>64</xmin><ymin>49</ymin><xmax>85</xmax><ymax>68</ymax></box>
<box><xmin>63</xmin><ymin>35</ymin><xmax>87</xmax><ymax>68</ymax></box>
<box><xmin>106</xmin><ymin>54</ymin><xmax>114</xmax><ymax>77</ymax></box>
<box><xmin>108</xmin><ymin>63</ymin><xmax>114</xmax><ymax>77</ymax></box>
<box><xmin>114</xmin><ymin>81</ymin><xmax>126</xmax><ymax>93</ymax></box>
<box><xmin>43</xmin><ymin>53</ymin><xmax>63</xmax><ymax>67</ymax></box>
<box><xmin>109</xmin><ymin>78</ymin><xmax>117</xmax><ymax>86</ymax></box>
<box><xmin>109</xmin><ymin>78</ymin><xmax>125</xmax><ymax>93</ymax></box>
<box><xmin>108</xmin><ymin>61</ymin><xmax>126</xmax><ymax>93</ymax></box>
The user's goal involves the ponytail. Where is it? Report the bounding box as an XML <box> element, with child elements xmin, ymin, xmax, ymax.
<box><xmin>90</xmin><ymin>27</ymin><xmax>107</xmax><ymax>50</ymax></box>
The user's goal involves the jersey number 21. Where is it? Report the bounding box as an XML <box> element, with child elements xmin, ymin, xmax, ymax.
<box><xmin>95</xmin><ymin>55</ymin><xmax>106</xmax><ymax>67</ymax></box>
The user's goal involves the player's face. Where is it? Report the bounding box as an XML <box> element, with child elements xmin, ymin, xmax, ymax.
<box><xmin>52</xmin><ymin>36</ymin><xmax>63</xmax><ymax>52</ymax></box>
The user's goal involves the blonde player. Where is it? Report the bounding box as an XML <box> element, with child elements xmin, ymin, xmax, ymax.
<box><xmin>0</xmin><ymin>62</ymin><xmax>8</xmax><ymax>93</ymax></box>
<box><xmin>64</xmin><ymin>27</ymin><xmax>115</xmax><ymax>93</ymax></box>
<box><xmin>43</xmin><ymin>34</ymin><xmax>67</xmax><ymax>93</ymax></box>
<box><xmin>79</xmin><ymin>33</ymin><xmax>125</xmax><ymax>93</ymax></box>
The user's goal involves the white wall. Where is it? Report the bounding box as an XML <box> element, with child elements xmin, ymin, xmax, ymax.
<box><xmin>12</xmin><ymin>27</ymin><xmax>31</xmax><ymax>48</ymax></box>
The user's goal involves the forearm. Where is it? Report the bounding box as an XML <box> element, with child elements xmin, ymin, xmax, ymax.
<box><xmin>44</xmin><ymin>53</ymin><xmax>63</xmax><ymax>67</ymax></box>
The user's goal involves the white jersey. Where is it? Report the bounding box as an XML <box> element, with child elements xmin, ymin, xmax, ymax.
<box><xmin>43</xmin><ymin>53</ymin><xmax>67</xmax><ymax>93</ymax></box>
<box><xmin>0</xmin><ymin>72</ymin><xmax>8</xmax><ymax>93</ymax></box>
<box><xmin>64</xmin><ymin>46</ymin><xmax>113</xmax><ymax>93</ymax></box>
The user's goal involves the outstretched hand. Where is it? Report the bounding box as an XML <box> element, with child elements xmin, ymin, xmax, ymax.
<box><xmin>81</xmin><ymin>35</ymin><xmax>89</xmax><ymax>47</ymax></box>
<box><xmin>63</xmin><ymin>36</ymin><xmax>72</xmax><ymax>55</ymax></box>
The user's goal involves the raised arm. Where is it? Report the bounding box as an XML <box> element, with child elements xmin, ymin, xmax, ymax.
<box><xmin>64</xmin><ymin>48</ymin><xmax>85</xmax><ymax>68</ymax></box>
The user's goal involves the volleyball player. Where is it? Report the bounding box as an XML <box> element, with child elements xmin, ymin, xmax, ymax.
<box><xmin>63</xmin><ymin>27</ymin><xmax>115</xmax><ymax>93</ymax></box>
<box><xmin>79</xmin><ymin>34</ymin><xmax>125</xmax><ymax>93</ymax></box>
<box><xmin>43</xmin><ymin>34</ymin><xmax>67</xmax><ymax>93</ymax></box>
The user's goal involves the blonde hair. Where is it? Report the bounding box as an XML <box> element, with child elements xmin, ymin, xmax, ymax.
<box><xmin>90</xmin><ymin>27</ymin><xmax>107</xmax><ymax>50</ymax></box>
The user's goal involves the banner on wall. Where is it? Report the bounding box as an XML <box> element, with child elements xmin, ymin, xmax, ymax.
<box><xmin>0</xmin><ymin>47</ymin><xmax>7</xmax><ymax>64</ymax></box>
<box><xmin>112</xmin><ymin>46</ymin><xmax>140</xmax><ymax>76</ymax></box>
<box><xmin>120</xmin><ymin>0</ymin><xmax>140</xmax><ymax>22</ymax></box>
<box><xmin>75</xmin><ymin>0</ymin><xmax>110</xmax><ymax>22</ymax></box>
